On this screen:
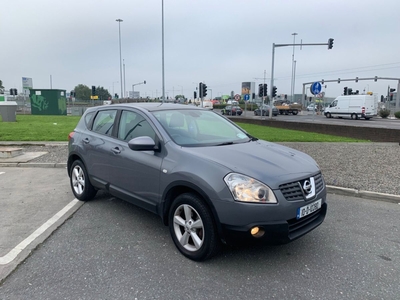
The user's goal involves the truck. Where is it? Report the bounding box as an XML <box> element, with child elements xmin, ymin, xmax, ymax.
<box><xmin>323</xmin><ymin>93</ymin><xmax>378</xmax><ymax>120</ymax></box>
<box><xmin>273</xmin><ymin>100</ymin><xmax>301</xmax><ymax>115</ymax></box>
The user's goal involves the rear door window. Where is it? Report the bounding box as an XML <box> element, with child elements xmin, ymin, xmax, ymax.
<box><xmin>92</xmin><ymin>110</ymin><xmax>117</xmax><ymax>136</ymax></box>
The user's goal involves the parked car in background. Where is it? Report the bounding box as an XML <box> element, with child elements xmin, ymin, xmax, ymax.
<box><xmin>221</xmin><ymin>105</ymin><xmax>242</xmax><ymax>116</ymax></box>
<box><xmin>68</xmin><ymin>103</ymin><xmax>327</xmax><ymax>261</ymax></box>
<box><xmin>307</xmin><ymin>103</ymin><xmax>325</xmax><ymax>112</ymax></box>
<box><xmin>254</xmin><ymin>105</ymin><xmax>278</xmax><ymax>116</ymax></box>
<box><xmin>306</xmin><ymin>104</ymin><xmax>317</xmax><ymax>111</ymax></box>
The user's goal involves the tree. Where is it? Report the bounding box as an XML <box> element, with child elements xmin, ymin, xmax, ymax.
<box><xmin>96</xmin><ymin>86</ymin><xmax>111</xmax><ymax>100</ymax></box>
<box><xmin>0</xmin><ymin>80</ymin><xmax>4</xmax><ymax>94</ymax></box>
<box><xmin>74</xmin><ymin>84</ymin><xmax>91</xmax><ymax>100</ymax></box>
<box><xmin>175</xmin><ymin>94</ymin><xmax>185</xmax><ymax>100</ymax></box>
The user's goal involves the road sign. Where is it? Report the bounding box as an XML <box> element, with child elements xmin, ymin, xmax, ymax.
<box><xmin>311</xmin><ymin>82</ymin><xmax>322</xmax><ymax>95</ymax></box>
<box><xmin>90</xmin><ymin>95</ymin><xmax>99</xmax><ymax>100</ymax></box>
<box><xmin>234</xmin><ymin>94</ymin><xmax>241</xmax><ymax>101</ymax></box>
<box><xmin>243</xmin><ymin>94</ymin><xmax>250</xmax><ymax>101</ymax></box>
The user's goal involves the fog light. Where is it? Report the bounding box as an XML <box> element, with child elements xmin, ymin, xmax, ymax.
<box><xmin>250</xmin><ymin>226</ymin><xmax>265</xmax><ymax>238</ymax></box>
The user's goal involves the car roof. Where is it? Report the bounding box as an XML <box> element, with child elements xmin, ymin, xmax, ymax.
<box><xmin>88</xmin><ymin>102</ymin><xmax>204</xmax><ymax>113</ymax></box>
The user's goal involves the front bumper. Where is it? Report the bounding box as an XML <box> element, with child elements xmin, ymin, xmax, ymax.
<box><xmin>220</xmin><ymin>203</ymin><xmax>327</xmax><ymax>245</ymax></box>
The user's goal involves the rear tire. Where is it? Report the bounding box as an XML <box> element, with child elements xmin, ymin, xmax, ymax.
<box><xmin>169</xmin><ymin>193</ymin><xmax>220</xmax><ymax>261</ymax></box>
<box><xmin>326</xmin><ymin>112</ymin><xmax>331</xmax><ymax>118</ymax></box>
<box><xmin>70</xmin><ymin>160</ymin><xmax>97</xmax><ymax>201</ymax></box>
<box><xmin>351</xmin><ymin>113</ymin><xmax>358</xmax><ymax>120</ymax></box>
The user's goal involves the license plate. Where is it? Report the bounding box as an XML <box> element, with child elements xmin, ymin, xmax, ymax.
<box><xmin>296</xmin><ymin>199</ymin><xmax>322</xmax><ymax>219</ymax></box>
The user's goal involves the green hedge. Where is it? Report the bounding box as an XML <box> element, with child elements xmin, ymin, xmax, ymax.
<box><xmin>394</xmin><ymin>111</ymin><xmax>400</xmax><ymax>119</ymax></box>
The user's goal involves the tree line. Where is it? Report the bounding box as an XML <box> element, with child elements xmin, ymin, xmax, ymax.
<box><xmin>73</xmin><ymin>84</ymin><xmax>111</xmax><ymax>100</ymax></box>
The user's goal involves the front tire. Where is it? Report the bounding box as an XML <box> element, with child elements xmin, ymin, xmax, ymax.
<box><xmin>326</xmin><ymin>112</ymin><xmax>331</xmax><ymax>118</ymax></box>
<box><xmin>70</xmin><ymin>160</ymin><xmax>97</xmax><ymax>201</ymax></box>
<box><xmin>351</xmin><ymin>113</ymin><xmax>358</xmax><ymax>120</ymax></box>
<box><xmin>169</xmin><ymin>193</ymin><xmax>220</xmax><ymax>261</ymax></box>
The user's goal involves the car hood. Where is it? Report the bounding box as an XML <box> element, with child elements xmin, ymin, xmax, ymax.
<box><xmin>185</xmin><ymin>140</ymin><xmax>320</xmax><ymax>188</ymax></box>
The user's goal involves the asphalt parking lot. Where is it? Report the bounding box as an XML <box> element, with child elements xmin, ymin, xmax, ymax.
<box><xmin>0</xmin><ymin>167</ymin><xmax>83</xmax><ymax>281</ymax></box>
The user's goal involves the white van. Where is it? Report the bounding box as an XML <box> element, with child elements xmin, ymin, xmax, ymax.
<box><xmin>201</xmin><ymin>100</ymin><xmax>213</xmax><ymax>110</ymax></box>
<box><xmin>324</xmin><ymin>94</ymin><xmax>378</xmax><ymax>120</ymax></box>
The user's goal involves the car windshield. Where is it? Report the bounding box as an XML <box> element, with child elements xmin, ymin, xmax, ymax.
<box><xmin>152</xmin><ymin>109</ymin><xmax>253</xmax><ymax>147</ymax></box>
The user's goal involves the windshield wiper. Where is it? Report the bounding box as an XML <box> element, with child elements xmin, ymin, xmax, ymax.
<box><xmin>246</xmin><ymin>134</ymin><xmax>258</xmax><ymax>141</ymax></box>
<box><xmin>215</xmin><ymin>141</ymin><xmax>234</xmax><ymax>146</ymax></box>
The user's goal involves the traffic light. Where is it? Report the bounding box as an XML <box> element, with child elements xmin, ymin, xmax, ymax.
<box><xmin>374</xmin><ymin>76</ymin><xmax>378</xmax><ymax>82</ymax></box>
<box><xmin>263</xmin><ymin>84</ymin><xmax>268</xmax><ymax>96</ymax></box>
<box><xmin>390</xmin><ymin>94</ymin><xmax>393</xmax><ymax>101</ymax></box>
<box><xmin>338</xmin><ymin>78</ymin><xmax>340</xmax><ymax>84</ymax></box>
<box><xmin>355</xmin><ymin>77</ymin><xmax>358</xmax><ymax>83</ymax></box>
<box><xmin>321</xmin><ymin>79</ymin><xmax>324</xmax><ymax>84</ymax></box>
<box><xmin>344</xmin><ymin>87</ymin><xmax>348</xmax><ymax>95</ymax></box>
<box><xmin>328</xmin><ymin>38</ymin><xmax>334</xmax><ymax>49</ymax></box>
<box><xmin>199</xmin><ymin>82</ymin><xmax>203</xmax><ymax>98</ymax></box>
<box><xmin>9</xmin><ymin>88</ymin><xmax>17</xmax><ymax>95</ymax></box>
<box><xmin>390</xmin><ymin>88</ymin><xmax>396</xmax><ymax>92</ymax></box>
<box><xmin>202</xmin><ymin>83</ymin><xmax>207</xmax><ymax>97</ymax></box>
<box><xmin>348</xmin><ymin>88</ymin><xmax>353</xmax><ymax>95</ymax></box>
<box><xmin>194</xmin><ymin>91</ymin><xmax>197</xmax><ymax>99</ymax></box>
<box><xmin>91</xmin><ymin>86</ymin><xmax>96</xmax><ymax>96</ymax></box>
<box><xmin>272</xmin><ymin>86</ymin><xmax>277</xmax><ymax>98</ymax></box>
<box><xmin>258</xmin><ymin>84</ymin><xmax>263</xmax><ymax>97</ymax></box>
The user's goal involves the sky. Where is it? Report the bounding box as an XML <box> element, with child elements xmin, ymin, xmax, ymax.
<box><xmin>1</xmin><ymin>0</ymin><xmax>400</xmax><ymax>101</ymax></box>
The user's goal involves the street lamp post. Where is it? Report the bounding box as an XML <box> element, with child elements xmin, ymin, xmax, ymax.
<box><xmin>123</xmin><ymin>59</ymin><xmax>126</xmax><ymax>98</ymax></box>
<box><xmin>116</xmin><ymin>19</ymin><xmax>123</xmax><ymax>98</ymax></box>
<box><xmin>161</xmin><ymin>0</ymin><xmax>165</xmax><ymax>103</ymax></box>
<box><xmin>291</xmin><ymin>32</ymin><xmax>298</xmax><ymax>103</ymax></box>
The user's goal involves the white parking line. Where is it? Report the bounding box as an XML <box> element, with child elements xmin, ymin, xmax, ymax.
<box><xmin>0</xmin><ymin>199</ymin><xmax>80</xmax><ymax>265</ymax></box>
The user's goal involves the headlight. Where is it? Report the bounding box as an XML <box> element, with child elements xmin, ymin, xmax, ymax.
<box><xmin>224</xmin><ymin>173</ymin><xmax>277</xmax><ymax>204</ymax></box>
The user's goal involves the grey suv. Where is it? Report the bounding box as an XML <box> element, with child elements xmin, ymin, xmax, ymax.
<box><xmin>68</xmin><ymin>103</ymin><xmax>327</xmax><ymax>261</ymax></box>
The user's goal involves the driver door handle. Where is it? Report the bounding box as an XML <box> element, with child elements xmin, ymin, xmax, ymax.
<box><xmin>111</xmin><ymin>147</ymin><xmax>121</xmax><ymax>154</ymax></box>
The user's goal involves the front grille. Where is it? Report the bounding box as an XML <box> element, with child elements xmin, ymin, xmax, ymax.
<box><xmin>279</xmin><ymin>173</ymin><xmax>324</xmax><ymax>201</ymax></box>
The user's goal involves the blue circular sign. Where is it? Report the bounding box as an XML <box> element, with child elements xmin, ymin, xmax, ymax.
<box><xmin>311</xmin><ymin>82</ymin><xmax>322</xmax><ymax>95</ymax></box>
<box><xmin>244</xmin><ymin>94</ymin><xmax>250</xmax><ymax>101</ymax></box>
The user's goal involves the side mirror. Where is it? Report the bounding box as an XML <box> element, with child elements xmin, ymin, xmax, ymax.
<box><xmin>128</xmin><ymin>136</ymin><xmax>159</xmax><ymax>151</ymax></box>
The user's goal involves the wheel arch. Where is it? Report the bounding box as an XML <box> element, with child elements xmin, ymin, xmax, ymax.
<box><xmin>160</xmin><ymin>181</ymin><xmax>224</xmax><ymax>238</ymax></box>
<box><xmin>67</xmin><ymin>152</ymin><xmax>87</xmax><ymax>177</ymax></box>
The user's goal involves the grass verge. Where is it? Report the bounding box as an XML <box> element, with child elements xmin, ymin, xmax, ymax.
<box><xmin>0</xmin><ymin>115</ymin><xmax>369</xmax><ymax>142</ymax></box>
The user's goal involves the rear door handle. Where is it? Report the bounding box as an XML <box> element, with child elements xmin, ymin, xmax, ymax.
<box><xmin>111</xmin><ymin>147</ymin><xmax>121</xmax><ymax>154</ymax></box>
